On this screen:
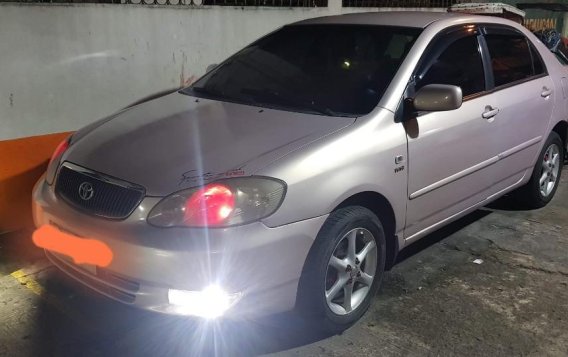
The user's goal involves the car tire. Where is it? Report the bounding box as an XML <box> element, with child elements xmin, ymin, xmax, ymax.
<box><xmin>296</xmin><ymin>206</ymin><xmax>386</xmax><ymax>332</ymax></box>
<box><xmin>516</xmin><ymin>131</ymin><xmax>564</xmax><ymax>208</ymax></box>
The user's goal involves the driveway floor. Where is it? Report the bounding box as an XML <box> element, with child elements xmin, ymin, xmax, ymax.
<box><xmin>1</xmin><ymin>167</ymin><xmax>567</xmax><ymax>356</ymax></box>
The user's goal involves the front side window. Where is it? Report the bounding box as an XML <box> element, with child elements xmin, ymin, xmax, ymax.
<box><xmin>416</xmin><ymin>35</ymin><xmax>485</xmax><ymax>97</ymax></box>
<box><xmin>184</xmin><ymin>25</ymin><xmax>421</xmax><ymax>117</ymax></box>
<box><xmin>485</xmin><ymin>33</ymin><xmax>539</xmax><ymax>87</ymax></box>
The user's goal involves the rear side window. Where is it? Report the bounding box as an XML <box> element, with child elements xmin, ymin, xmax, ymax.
<box><xmin>416</xmin><ymin>35</ymin><xmax>485</xmax><ymax>97</ymax></box>
<box><xmin>485</xmin><ymin>33</ymin><xmax>544</xmax><ymax>87</ymax></box>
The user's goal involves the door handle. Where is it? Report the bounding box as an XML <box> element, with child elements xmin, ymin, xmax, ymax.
<box><xmin>541</xmin><ymin>87</ymin><xmax>552</xmax><ymax>97</ymax></box>
<box><xmin>482</xmin><ymin>106</ymin><xmax>499</xmax><ymax>119</ymax></box>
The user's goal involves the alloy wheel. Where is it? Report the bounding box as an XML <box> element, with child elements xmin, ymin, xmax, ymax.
<box><xmin>539</xmin><ymin>143</ymin><xmax>561</xmax><ymax>197</ymax></box>
<box><xmin>325</xmin><ymin>228</ymin><xmax>377</xmax><ymax>316</ymax></box>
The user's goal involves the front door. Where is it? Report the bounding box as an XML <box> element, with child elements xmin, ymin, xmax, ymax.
<box><xmin>404</xmin><ymin>28</ymin><xmax>499</xmax><ymax>241</ymax></box>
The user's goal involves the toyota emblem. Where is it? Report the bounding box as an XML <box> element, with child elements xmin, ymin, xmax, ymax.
<box><xmin>78</xmin><ymin>182</ymin><xmax>95</xmax><ymax>201</ymax></box>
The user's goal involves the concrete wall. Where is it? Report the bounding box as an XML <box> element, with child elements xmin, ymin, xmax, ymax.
<box><xmin>0</xmin><ymin>3</ymin><xmax>446</xmax><ymax>141</ymax></box>
<box><xmin>1</xmin><ymin>2</ymin><xmax>355</xmax><ymax>141</ymax></box>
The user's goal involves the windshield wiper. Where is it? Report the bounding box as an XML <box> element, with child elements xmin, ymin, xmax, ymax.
<box><xmin>185</xmin><ymin>86</ymin><xmax>351</xmax><ymax>117</ymax></box>
<box><xmin>242</xmin><ymin>88</ymin><xmax>339</xmax><ymax>117</ymax></box>
<box><xmin>304</xmin><ymin>101</ymin><xmax>338</xmax><ymax>117</ymax></box>
<box><xmin>182</xmin><ymin>86</ymin><xmax>232</xmax><ymax>102</ymax></box>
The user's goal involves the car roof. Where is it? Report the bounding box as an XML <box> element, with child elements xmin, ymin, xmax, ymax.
<box><xmin>291</xmin><ymin>11</ymin><xmax>463</xmax><ymax>29</ymax></box>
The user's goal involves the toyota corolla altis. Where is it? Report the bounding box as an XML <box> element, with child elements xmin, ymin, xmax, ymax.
<box><xmin>33</xmin><ymin>12</ymin><xmax>567</xmax><ymax>329</ymax></box>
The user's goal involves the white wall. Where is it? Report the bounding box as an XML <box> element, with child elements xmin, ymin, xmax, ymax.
<box><xmin>0</xmin><ymin>3</ymin><xmax>443</xmax><ymax>140</ymax></box>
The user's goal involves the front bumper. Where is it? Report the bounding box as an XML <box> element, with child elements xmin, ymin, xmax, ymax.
<box><xmin>32</xmin><ymin>177</ymin><xmax>327</xmax><ymax>318</ymax></box>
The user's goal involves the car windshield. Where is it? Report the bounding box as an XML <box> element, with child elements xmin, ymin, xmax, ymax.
<box><xmin>182</xmin><ymin>25</ymin><xmax>421</xmax><ymax>117</ymax></box>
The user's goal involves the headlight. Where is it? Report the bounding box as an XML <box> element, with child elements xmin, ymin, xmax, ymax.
<box><xmin>147</xmin><ymin>177</ymin><xmax>286</xmax><ymax>228</ymax></box>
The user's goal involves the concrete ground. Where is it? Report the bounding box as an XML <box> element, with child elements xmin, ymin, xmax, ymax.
<box><xmin>1</xmin><ymin>167</ymin><xmax>567</xmax><ymax>356</ymax></box>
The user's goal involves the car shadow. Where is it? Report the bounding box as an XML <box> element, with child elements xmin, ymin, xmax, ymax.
<box><xmin>394</xmin><ymin>208</ymin><xmax>493</xmax><ymax>265</ymax></box>
<box><xmin>30</xmin><ymin>272</ymin><xmax>331</xmax><ymax>356</ymax></box>
<box><xmin>26</xmin><ymin>194</ymin><xmax>536</xmax><ymax>356</ymax></box>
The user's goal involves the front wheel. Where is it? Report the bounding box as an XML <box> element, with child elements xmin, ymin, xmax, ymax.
<box><xmin>296</xmin><ymin>206</ymin><xmax>386</xmax><ymax>332</ymax></box>
<box><xmin>516</xmin><ymin>132</ymin><xmax>564</xmax><ymax>208</ymax></box>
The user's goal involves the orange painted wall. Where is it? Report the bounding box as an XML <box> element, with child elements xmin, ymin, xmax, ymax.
<box><xmin>0</xmin><ymin>132</ymin><xmax>71</xmax><ymax>233</ymax></box>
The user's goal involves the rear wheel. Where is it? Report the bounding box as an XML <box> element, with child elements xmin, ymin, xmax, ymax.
<box><xmin>516</xmin><ymin>132</ymin><xmax>564</xmax><ymax>208</ymax></box>
<box><xmin>297</xmin><ymin>206</ymin><xmax>386</xmax><ymax>332</ymax></box>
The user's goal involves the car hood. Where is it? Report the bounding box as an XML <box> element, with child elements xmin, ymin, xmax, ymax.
<box><xmin>64</xmin><ymin>92</ymin><xmax>355</xmax><ymax>196</ymax></box>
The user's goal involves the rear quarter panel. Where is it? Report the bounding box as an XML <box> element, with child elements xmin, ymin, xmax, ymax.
<box><xmin>524</xmin><ymin>27</ymin><xmax>568</xmax><ymax>146</ymax></box>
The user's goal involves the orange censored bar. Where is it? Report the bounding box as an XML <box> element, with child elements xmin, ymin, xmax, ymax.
<box><xmin>33</xmin><ymin>225</ymin><xmax>113</xmax><ymax>267</ymax></box>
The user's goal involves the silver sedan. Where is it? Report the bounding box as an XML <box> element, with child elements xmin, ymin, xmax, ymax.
<box><xmin>33</xmin><ymin>12</ymin><xmax>567</xmax><ymax>330</ymax></box>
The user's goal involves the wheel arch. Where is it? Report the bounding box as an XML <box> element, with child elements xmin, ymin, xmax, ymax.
<box><xmin>333</xmin><ymin>191</ymin><xmax>399</xmax><ymax>270</ymax></box>
<box><xmin>551</xmin><ymin>120</ymin><xmax>568</xmax><ymax>152</ymax></box>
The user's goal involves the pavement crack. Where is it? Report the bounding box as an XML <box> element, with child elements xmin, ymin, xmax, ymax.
<box><xmin>526</xmin><ymin>218</ymin><xmax>544</xmax><ymax>225</ymax></box>
<box><xmin>486</xmin><ymin>254</ymin><xmax>568</xmax><ymax>278</ymax></box>
<box><xmin>489</xmin><ymin>223</ymin><xmax>519</xmax><ymax>232</ymax></box>
<box><xmin>485</xmin><ymin>238</ymin><xmax>532</xmax><ymax>257</ymax></box>
<box><xmin>9</xmin><ymin>265</ymin><xmax>54</xmax><ymax>280</ymax></box>
<box><xmin>514</xmin><ymin>263</ymin><xmax>568</xmax><ymax>278</ymax></box>
<box><xmin>482</xmin><ymin>239</ymin><xmax>568</xmax><ymax>277</ymax></box>
<box><xmin>442</xmin><ymin>243</ymin><xmax>482</xmax><ymax>257</ymax></box>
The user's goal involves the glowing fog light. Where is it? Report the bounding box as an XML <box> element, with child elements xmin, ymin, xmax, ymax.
<box><xmin>168</xmin><ymin>285</ymin><xmax>240</xmax><ymax>318</ymax></box>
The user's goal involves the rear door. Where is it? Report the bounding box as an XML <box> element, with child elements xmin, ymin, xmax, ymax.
<box><xmin>404</xmin><ymin>27</ymin><xmax>499</xmax><ymax>241</ymax></box>
<box><xmin>480</xmin><ymin>26</ymin><xmax>555</xmax><ymax>194</ymax></box>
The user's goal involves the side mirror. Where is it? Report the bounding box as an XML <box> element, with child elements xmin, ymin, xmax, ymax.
<box><xmin>206</xmin><ymin>63</ymin><xmax>218</xmax><ymax>73</ymax></box>
<box><xmin>412</xmin><ymin>84</ymin><xmax>463</xmax><ymax>112</ymax></box>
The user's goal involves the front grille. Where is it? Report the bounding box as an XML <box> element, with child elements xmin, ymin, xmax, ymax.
<box><xmin>55</xmin><ymin>163</ymin><xmax>145</xmax><ymax>219</ymax></box>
